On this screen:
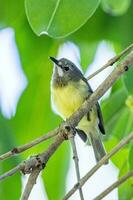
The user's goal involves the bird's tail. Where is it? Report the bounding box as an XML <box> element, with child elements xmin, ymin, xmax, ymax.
<box><xmin>89</xmin><ymin>130</ymin><xmax>108</xmax><ymax>164</ymax></box>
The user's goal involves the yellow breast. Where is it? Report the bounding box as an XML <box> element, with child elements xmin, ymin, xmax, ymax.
<box><xmin>51</xmin><ymin>80</ymin><xmax>88</xmax><ymax>119</ymax></box>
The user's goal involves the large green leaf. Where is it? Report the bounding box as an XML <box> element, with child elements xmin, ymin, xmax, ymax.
<box><xmin>111</xmin><ymin>107</ymin><xmax>133</xmax><ymax>139</ymax></box>
<box><xmin>104</xmin><ymin>137</ymin><xmax>129</xmax><ymax>169</ymax></box>
<box><xmin>0</xmin><ymin>115</ymin><xmax>21</xmax><ymax>200</ymax></box>
<box><xmin>102</xmin><ymin>85</ymin><xmax>133</xmax><ymax>170</ymax></box>
<box><xmin>118</xmin><ymin>162</ymin><xmax>133</xmax><ymax>200</ymax></box>
<box><xmin>102</xmin><ymin>84</ymin><xmax>133</xmax><ymax>141</ymax></box>
<box><xmin>102</xmin><ymin>87</ymin><xmax>128</xmax><ymax>138</ymax></box>
<box><xmin>25</xmin><ymin>0</ymin><xmax>100</xmax><ymax>38</ymax></box>
<box><xmin>102</xmin><ymin>0</ymin><xmax>131</xmax><ymax>16</ymax></box>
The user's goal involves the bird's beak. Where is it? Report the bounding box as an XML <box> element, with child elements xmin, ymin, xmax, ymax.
<box><xmin>49</xmin><ymin>56</ymin><xmax>59</xmax><ymax>66</ymax></box>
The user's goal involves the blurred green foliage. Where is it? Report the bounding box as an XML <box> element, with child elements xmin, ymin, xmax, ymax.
<box><xmin>0</xmin><ymin>0</ymin><xmax>133</xmax><ymax>199</ymax></box>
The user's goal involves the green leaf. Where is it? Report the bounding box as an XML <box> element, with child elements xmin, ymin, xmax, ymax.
<box><xmin>128</xmin><ymin>143</ymin><xmax>133</xmax><ymax>170</ymax></box>
<box><xmin>25</xmin><ymin>0</ymin><xmax>100</xmax><ymax>38</ymax></box>
<box><xmin>123</xmin><ymin>66</ymin><xmax>133</xmax><ymax>94</ymax></box>
<box><xmin>102</xmin><ymin>85</ymin><xmax>133</xmax><ymax>142</ymax></box>
<box><xmin>118</xmin><ymin>162</ymin><xmax>133</xmax><ymax>200</ymax></box>
<box><xmin>0</xmin><ymin>115</ymin><xmax>21</xmax><ymax>200</ymax></box>
<box><xmin>104</xmin><ymin>137</ymin><xmax>129</xmax><ymax>169</ymax></box>
<box><xmin>102</xmin><ymin>87</ymin><xmax>128</xmax><ymax>138</ymax></box>
<box><xmin>111</xmin><ymin>78</ymin><xmax>124</xmax><ymax>94</ymax></box>
<box><xmin>102</xmin><ymin>0</ymin><xmax>131</xmax><ymax>16</ymax></box>
<box><xmin>111</xmin><ymin>107</ymin><xmax>132</xmax><ymax>139</ymax></box>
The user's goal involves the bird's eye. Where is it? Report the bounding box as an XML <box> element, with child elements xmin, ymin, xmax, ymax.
<box><xmin>64</xmin><ymin>66</ymin><xmax>69</xmax><ymax>71</ymax></box>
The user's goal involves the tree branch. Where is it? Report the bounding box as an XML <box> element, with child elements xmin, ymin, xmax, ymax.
<box><xmin>67</xmin><ymin>50</ymin><xmax>133</xmax><ymax>128</ymax></box>
<box><xmin>63</xmin><ymin>132</ymin><xmax>133</xmax><ymax>200</ymax></box>
<box><xmin>0</xmin><ymin>129</ymin><xmax>67</xmax><ymax>181</ymax></box>
<box><xmin>0</xmin><ymin>165</ymin><xmax>21</xmax><ymax>181</ymax></box>
<box><xmin>20</xmin><ymin>127</ymin><xmax>70</xmax><ymax>199</ymax></box>
<box><xmin>68</xmin><ymin>130</ymin><xmax>84</xmax><ymax>200</ymax></box>
<box><xmin>93</xmin><ymin>170</ymin><xmax>133</xmax><ymax>200</ymax></box>
<box><xmin>87</xmin><ymin>43</ymin><xmax>133</xmax><ymax>80</ymax></box>
<box><xmin>0</xmin><ymin>49</ymin><xmax>133</xmax><ymax>182</ymax></box>
<box><xmin>0</xmin><ymin>46</ymin><xmax>133</xmax><ymax>200</ymax></box>
<box><xmin>0</xmin><ymin>44</ymin><xmax>133</xmax><ymax>164</ymax></box>
<box><xmin>21</xmin><ymin>169</ymin><xmax>41</xmax><ymax>200</ymax></box>
<box><xmin>0</xmin><ymin>128</ymin><xmax>59</xmax><ymax>162</ymax></box>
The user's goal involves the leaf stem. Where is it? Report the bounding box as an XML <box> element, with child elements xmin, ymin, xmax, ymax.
<box><xmin>87</xmin><ymin>43</ymin><xmax>133</xmax><ymax>80</ymax></box>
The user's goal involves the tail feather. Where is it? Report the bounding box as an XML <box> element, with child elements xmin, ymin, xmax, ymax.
<box><xmin>89</xmin><ymin>131</ymin><xmax>108</xmax><ymax>164</ymax></box>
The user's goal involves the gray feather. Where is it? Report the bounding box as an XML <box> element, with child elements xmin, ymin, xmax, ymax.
<box><xmin>89</xmin><ymin>131</ymin><xmax>108</xmax><ymax>164</ymax></box>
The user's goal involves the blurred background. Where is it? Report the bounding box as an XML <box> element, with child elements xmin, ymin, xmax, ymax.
<box><xmin>0</xmin><ymin>0</ymin><xmax>133</xmax><ymax>200</ymax></box>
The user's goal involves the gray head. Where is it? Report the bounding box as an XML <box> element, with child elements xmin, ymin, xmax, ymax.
<box><xmin>50</xmin><ymin>57</ymin><xmax>84</xmax><ymax>87</ymax></box>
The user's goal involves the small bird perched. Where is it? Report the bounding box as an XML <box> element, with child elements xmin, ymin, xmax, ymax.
<box><xmin>50</xmin><ymin>57</ymin><xmax>108</xmax><ymax>164</ymax></box>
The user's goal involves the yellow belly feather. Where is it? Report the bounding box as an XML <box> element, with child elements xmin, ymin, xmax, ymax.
<box><xmin>51</xmin><ymin>80</ymin><xmax>98</xmax><ymax>134</ymax></box>
<box><xmin>51</xmin><ymin>80</ymin><xmax>87</xmax><ymax>119</ymax></box>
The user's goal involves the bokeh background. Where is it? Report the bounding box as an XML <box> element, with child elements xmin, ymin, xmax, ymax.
<box><xmin>0</xmin><ymin>0</ymin><xmax>133</xmax><ymax>199</ymax></box>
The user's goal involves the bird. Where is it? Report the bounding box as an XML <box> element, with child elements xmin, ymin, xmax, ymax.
<box><xmin>50</xmin><ymin>57</ymin><xmax>108</xmax><ymax>164</ymax></box>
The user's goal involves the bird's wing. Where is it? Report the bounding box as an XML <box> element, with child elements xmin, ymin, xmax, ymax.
<box><xmin>96</xmin><ymin>102</ymin><xmax>105</xmax><ymax>135</ymax></box>
<box><xmin>76</xmin><ymin>128</ymin><xmax>87</xmax><ymax>142</ymax></box>
<box><xmin>82</xmin><ymin>77</ymin><xmax>105</xmax><ymax>135</ymax></box>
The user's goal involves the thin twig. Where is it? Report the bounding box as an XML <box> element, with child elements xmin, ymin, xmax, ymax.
<box><xmin>0</xmin><ymin>165</ymin><xmax>21</xmax><ymax>181</ymax></box>
<box><xmin>0</xmin><ymin>128</ymin><xmax>59</xmax><ymax>162</ymax></box>
<box><xmin>63</xmin><ymin>132</ymin><xmax>133</xmax><ymax>200</ymax></box>
<box><xmin>68</xmin><ymin>51</ymin><xmax>133</xmax><ymax>128</ymax></box>
<box><xmin>87</xmin><ymin>43</ymin><xmax>133</xmax><ymax>80</ymax></box>
<box><xmin>93</xmin><ymin>170</ymin><xmax>133</xmax><ymax>200</ymax></box>
<box><xmin>20</xmin><ymin>130</ymin><xmax>67</xmax><ymax>199</ymax></box>
<box><xmin>0</xmin><ymin>130</ymin><xmax>66</xmax><ymax>182</ymax></box>
<box><xmin>21</xmin><ymin>169</ymin><xmax>41</xmax><ymax>200</ymax></box>
<box><xmin>68</xmin><ymin>131</ymin><xmax>84</xmax><ymax>200</ymax></box>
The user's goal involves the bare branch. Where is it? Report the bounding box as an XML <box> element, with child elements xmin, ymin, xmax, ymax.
<box><xmin>0</xmin><ymin>45</ymin><xmax>133</xmax><ymax>165</ymax></box>
<box><xmin>0</xmin><ymin>128</ymin><xmax>59</xmax><ymax>162</ymax></box>
<box><xmin>0</xmin><ymin>46</ymin><xmax>133</xmax><ymax>200</ymax></box>
<box><xmin>93</xmin><ymin>170</ymin><xmax>133</xmax><ymax>200</ymax></box>
<box><xmin>0</xmin><ymin>165</ymin><xmax>21</xmax><ymax>181</ymax></box>
<box><xmin>0</xmin><ymin>130</ymin><xmax>67</xmax><ymax>182</ymax></box>
<box><xmin>21</xmin><ymin>169</ymin><xmax>41</xmax><ymax>200</ymax></box>
<box><xmin>87</xmin><ymin>43</ymin><xmax>133</xmax><ymax>80</ymax></box>
<box><xmin>20</xmin><ymin>128</ymin><xmax>68</xmax><ymax>199</ymax></box>
<box><xmin>63</xmin><ymin>132</ymin><xmax>133</xmax><ymax>200</ymax></box>
<box><xmin>68</xmin><ymin>130</ymin><xmax>84</xmax><ymax>200</ymax></box>
<box><xmin>67</xmin><ymin>50</ymin><xmax>133</xmax><ymax>128</ymax></box>
<box><xmin>1</xmin><ymin>49</ymin><xmax>133</xmax><ymax>182</ymax></box>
